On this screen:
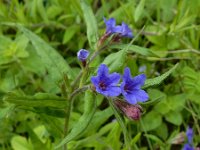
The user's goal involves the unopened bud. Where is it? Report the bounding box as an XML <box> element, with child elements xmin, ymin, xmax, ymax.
<box><xmin>77</xmin><ymin>49</ymin><xmax>89</xmax><ymax>67</ymax></box>
<box><xmin>114</xmin><ymin>99</ymin><xmax>142</xmax><ymax>120</ymax></box>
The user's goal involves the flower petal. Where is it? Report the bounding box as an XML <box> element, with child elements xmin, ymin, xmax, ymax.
<box><xmin>108</xmin><ymin>73</ymin><xmax>121</xmax><ymax>85</ymax></box>
<box><xmin>91</xmin><ymin>76</ymin><xmax>99</xmax><ymax>86</ymax></box>
<box><xmin>131</xmin><ymin>74</ymin><xmax>146</xmax><ymax>89</ymax></box>
<box><xmin>104</xmin><ymin>18</ymin><xmax>116</xmax><ymax>34</ymax></box>
<box><xmin>113</xmin><ymin>25</ymin><xmax>122</xmax><ymax>33</ymax></box>
<box><xmin>121</xmin><ymin>22</ymin><xmax>133</xmax><ymax>38</ymax></box>
<box><xmin>131</xmin><ymin>89</ymin><xmax>149</xmax><ymax>102</ymax></box>
<box><xmin>123</xmin><ymin>67</ymin><xmax>132</xmax><ymax>82</ymax></box>
<box><xmin>186</xmin><ymin>127</ymin><xmax>193</xmax><ymax>144</ymax></box>
<box><xmin>183</xmin><ymin>143</ymin><xmax>194</xmax><ymax>150</ymax></box>
<box><xmin>104</xmin><ymin>17</ymin><xmax>116</xmax><ymax>27</ymax></box>
<box><xmin>103</xmin><ymin>86</ymin><xmax>121</xmax><ymax>97</ymax></box>
<box><xmin>123</xmin><ymin>93</ymin><xmax>137</xmax><ymax>104</ymax></box>
<box><xmin>97</xmin><ymin>64</ymin><xmax>109</xmax><ymax>78</ymax></box>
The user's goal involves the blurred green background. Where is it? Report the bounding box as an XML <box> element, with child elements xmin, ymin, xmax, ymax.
<box><xmin>0</xmin><ymin>0</ymin><xmax>200</xmax><ymax>149</ymax></box>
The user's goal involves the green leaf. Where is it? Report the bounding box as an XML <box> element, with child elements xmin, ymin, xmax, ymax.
<box><xmin>36</xmin><ymin>0</ymin><xmax>49</xmax><ymax>23</ymax></box>
<box><xmin>144</xmin><ymin>134</ymin><xmax>165</xmax><ymax>146</ymax></box>
<box><xmin>156</xmin><ymin>123</ymin><xmax>168</xmax><ymax>140</ymax></box>
<box><xmin>103</xmin><ymin>50</ymin><xmax>126</xmax><ymax>72</ymax></box>
<box><xmin>134</xmin><ymin>0</ymin><xmax>146</xmax><ymax>22</ymax></box>
<box><xmin>0</xmin><ymin>34</ymin><xmax>29</xmax><ymax>65</ymax></box>
<box><xmin>63</xmin><ymin>26</ymin><xmax>79</xmax><ymax>44</ymax></box>
<box><xmin>80</xmin><ymin>0</ymin><xmax>98</xmax><ymax>50</ymax></box>
<box><xmin>141</xmin><ymin>89</ymin><xmax>166</xmax><ymax>106</ymax></box>
<box><xmin>168</xmin><ymin>94</ymin><xmax>187</xmax><ymax>111</ymax></box>
<box><xmin>154</xmin><ymin>100</ymin><xmax>170</xmax><ymax>115</ymax></box>
<box><xmin>40</xmin><ymin>114</ymin><xmax>63</xmax><ymax>138</ymax></box>
<box><xmin>108</xmin><ymin>99</ymin><xmax>131</xmax><ymax>149</ymax></box>
<box><xmin>143</xmin><ymin>63</ymin><xmax>179</xmax><ymax>88</ymax></box>
<box><xmin>55</xmin><ymin>90</ymin><xmax>96</xmax><ymax>149</ymax></box>
<box><xmin>83</xmin><ymin>107</ymin><xmax>113</xmax><ymax>135</ymax></box>
<box><xmin>0</xmin><ymin>105</ymin><xmax>14</xmax><ymax>119</ymax></box>
<box><xmin>11</xmin><ymin>136</ymin><xmax>33</xmax><ymax>150</ymax></box>
<box><xmin>141</xmin><ymin>111</ymin><xmax>162</xmax><ymax>131</ymax></box>
<box><xmin>165</xmin><ymin>111</ymin><xmax>182</xmax><ymax>126</ymax></box>
<box><xmin>33</xmin><ymin>107</ymin><xmax>67</xmax><ymax>118</ymax></box>
<box><xmin>105</xmin><ymin>122</ymin><xmax>121</xmax><ymax>150</ymax></box>
<box><xmin>26</xmin><ymin>124</ymin><xmax>48</xmax><ymax>150</ymax></box>
<box><xmin>17</xmin><ymin>25</ymin><xmax>72</xmax><ymax>92</ymax></box>
<box><xmin>131</xmin><ymin>132</ymin><xmax>141</xmax><ymax>145</ymax></box>
<box><xmin>109</xmin><ymin>44</ymin><xmax>157</xmax><ymax>57</ymax></box>
<box><xmin>4</xmin><ymin>92</ymin><xmax>67</xmax><ymax>108</ymax></box>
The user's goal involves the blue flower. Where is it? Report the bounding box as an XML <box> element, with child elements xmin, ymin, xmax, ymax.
<box><xmin>103</xmin><ymin>18</ymin><xmax>133</xmax><ymax>38</ymax></box>
<box><xmin>186</xmin><ymin>127</ymin><xmax>193</xmax><ymax>144</ymax></box>
<box><xmin>103</xmin><ymin>18</ymin><xmax>117</xmax><ymax>35</ymax></box>
<box><xmin>120</xmin><ymin>67</ymin><xmax>148</xmax><ymax>104</ymax></box>
<box><xmin>91</xmin><ymin>64</ymin><xmax>121</xmax><ymax>97</ymax></box>
<box><xmin>77</xmin><ymin>49</ymin><xmax>89</xmax><ymax>61</ymax></box>
<box><xmin>183</xmin><ymin>143</ymin><xmax>194</xmax><ymax>150</ymax></box>
<box><xmin>118</xmin><ymin>22</ymin><xmax>133</xmax><ymax>38</ymax></box>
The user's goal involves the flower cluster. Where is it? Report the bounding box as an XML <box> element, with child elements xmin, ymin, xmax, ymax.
<box><xmin>104</xmin><ymin>18</ymin><xmax>133</xmax><ymax>38</ymax></box>
<box><xmin>91</xmin><ymin>64</ymin><xmax>148</xmax><ymax>105</ymax></box>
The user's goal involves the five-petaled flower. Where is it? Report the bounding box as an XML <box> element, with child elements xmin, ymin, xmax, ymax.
<box><xmin>103</xmin><ymin>18</ymin><xmax>133</xmax><ymax>38</ymax></box>
<box><xmin>91</xmin><ymin>64</ymin><xmax>121</xmax><ymax>97</ymax></box>
<box><xmin>77</xmin><ymin>49</ymin><xmax>90</xmax><ymax>61</ymax></box>
<box><xmin>120</xmin><ymin>67</ymin><xmax>149</xmax><ymax>104</ymax></box>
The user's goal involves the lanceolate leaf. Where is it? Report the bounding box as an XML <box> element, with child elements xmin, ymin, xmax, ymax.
<box><xmin>143</xmin><ymin>63</ymin><xmax>179</xmax><ymax>88</ymax></box>
<box><xmin>134</xmin><ymin>0</ymin><xmax>146</xmax><ymax>22</ymax></box>
<box><xmin>18</xmin><ymin>25</ymin><xmax>72</xmax><ymax>92</ymax></box>
<box><xmin>109</xmin><ymin>44</ymin><xmax>157</xmax><ymax>57</ymax></box>
<box><xmin>80</xmin><ymin>0</ymin><xmax>98</xmax><ymax>50</ymax></box>
<box><xmin>4</xmin><ymin>93</ymin><xmax>67</xmax><ymax>108</ymax></box>
<box><xmin>55</xmin><ymin>90</ymin><xmax>96</xmax><ymax>149</ymax></box>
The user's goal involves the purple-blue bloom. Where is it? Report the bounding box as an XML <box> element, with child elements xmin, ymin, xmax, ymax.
<box><xmin>186</xmin><ymin>127</ymin><xmax>193</xmax><ymax>144</ymax></box>
<box><xmin>119</xmin><ymin>22</ymin><xmax>133</xmax><ymax>38</ymax></box>
<box><xmin>183</xmin><ymin>143</ymin><xmax>194</xmax><ymax>150</ymax></box>
<box><xmin>103</xmin><ymin>18</ymin><xmax>133</xmax><ymax>38</ymax></box>
<box><xmin>120</xmin><ymin>67</ymin><xmax>148</xmax><ymax>104</ymax></box>
<box><xmin>77</xmin><ymin>49</ymin><xmax>89</xmax><ymax>61</ymax></box>
<box><xmin>91</xmin><ymin>64</ymin><xmax>121</xmax><ymax>97</ymax></box>
<box><xmin>103</xmin><ymin>18</ymin><xmax>117</xmax><ymax>35</ymax></box>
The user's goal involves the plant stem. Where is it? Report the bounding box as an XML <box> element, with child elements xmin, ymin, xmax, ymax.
<box><xmin>108</xmin><ymin>98</ymin><xmax>135</xmax><ymax>150</ymax></box>
<box><xmin>62</xmin><ymin>85</ymin><xmax>89</xmax><ymax>150</ymax></box>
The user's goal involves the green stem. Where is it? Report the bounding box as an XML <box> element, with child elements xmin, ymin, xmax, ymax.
<box><xmin>108</xmin><ymin>99</ymin><xmax>134</xmax><ymax>150</ymax></box>
<box><xmin>140</xmin><ymin>119</ymin><xmax>153</xmax><ymax>150</ymax></box>
<box><xmin>62</xmin><ymin>85</ymin><xmax>89</xmax><ymax>150</ymax></box>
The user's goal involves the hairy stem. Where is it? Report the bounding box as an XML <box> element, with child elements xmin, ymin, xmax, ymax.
<box><xmin>63</xmin><ymin>85</ymin><xmax>89</xmax><ymax>150</ymax></box>
<box><xmin>108</xmin><ymin>98</ymin><xmax>139</xmax><ymax>150</ymax></box>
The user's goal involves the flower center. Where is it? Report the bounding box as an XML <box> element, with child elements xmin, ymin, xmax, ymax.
<box><xmin>99</xmin><ymin>82</ymin><xmax>107</xmax><ymax>90</ymax></box>
<box><xmin>124</xmin><ymin>84</ymin><xmax>131</xmax><ymax>93</ymax></box>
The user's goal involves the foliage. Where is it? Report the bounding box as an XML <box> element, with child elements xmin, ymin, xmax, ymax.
<box><xmin>0</xmin><ymin>0</ymin><xmax>200</xmax><ymax>150</ymax></box>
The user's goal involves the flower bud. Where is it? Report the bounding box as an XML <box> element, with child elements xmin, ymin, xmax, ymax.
<box><xmin>77</xmin><ymin>49</ymin><xmax>89</xmax><ymax>66</ymax></box>
<box><xmin>113</xmin><ymin>99</ymin><xmax>142</xmax><ymax>120</ymax></box>
<box><xmin>77</xmin><ymin>49</ymin><xmax>89</xmax><ymax>61</ymax></box>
